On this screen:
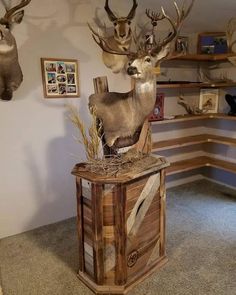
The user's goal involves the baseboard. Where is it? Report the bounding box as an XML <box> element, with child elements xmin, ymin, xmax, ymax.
<box><xmin>166</xmin><ymin>174</ymin><xmax>204</xmax><ymax>189</ymax></box>
<box><xmin>202</xmin><ymin>176</ymin><xmax>236</xmax><ymax>190</ymax></box>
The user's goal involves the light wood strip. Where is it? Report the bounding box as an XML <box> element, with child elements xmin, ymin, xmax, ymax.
<box><xmin>167</xmin><ymin>156</ymin><xmax>236</xmax><ymax>175</ymax></box>
<box><xmin>159</xmin><ymin>170</ymin><xmax>166</xmax><ymax>257</ymax></box>
<box><xmin>153</xmin><ymin>134</ymin><xmax>236</xmax><ymax>151</ymax></box>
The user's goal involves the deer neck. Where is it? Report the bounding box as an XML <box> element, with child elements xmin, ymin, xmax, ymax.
<box><xmin>134</xmin><ymin>75</ymin><xmax>156</xmax><ymax>111</ymax></box>
<box><xmin>132</xmin><ymin>75</ymin><xmax>156</xmax><ymax>121</ymax></box>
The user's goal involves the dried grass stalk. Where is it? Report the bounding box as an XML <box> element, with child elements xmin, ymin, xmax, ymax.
<box><xmin>67</xmin><ymin>104</ymin><xmax>101</xmax><ymax>161</ymax></box>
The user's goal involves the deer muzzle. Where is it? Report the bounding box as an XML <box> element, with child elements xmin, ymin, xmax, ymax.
<box><xmin>127</xmin><ymin>66</ymin><xmax>139</xmax><ymax>76</ymax></box>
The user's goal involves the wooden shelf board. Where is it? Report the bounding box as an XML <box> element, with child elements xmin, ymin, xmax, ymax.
<box><xmin>153</xmin><ymin>134</ymin><xmax>236</xmax><ymax>151</ymax></box>
<box><xmin>151</xmin><ymin>114</ymin><xmax>236</xmax><ymax>125</ymax></box>
<box><xmin>169</xmin><ymin>53</ymin><xmax>236</xmax><ymax>61</ymax></box>
<box><xmin>167</xmin><ymin>156</ymin><xmax>236</xmax><ymax>175</ymax></box>
<box><xmin>156</xmin><ymin>82</ymin><xmax>236</xmax><ymax>89</ymax></box>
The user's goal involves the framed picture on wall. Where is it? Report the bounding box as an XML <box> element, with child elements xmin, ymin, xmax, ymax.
<box><xmin>199</xmin><ymin>89</ymin><xmax>219</xmax><ymax>113</ymax></box>
<box><xmin>41</xmin><ymin>58</ymin><xmax>80</xmax><ymax>98</ymax></box>
<box><xmin>175</xmin><ymin>36</ymin><xmax>189</xmax><ymax>53</ymax></box>
<box><xmin>197</xmin><ymin>32</ymin><xmax>228</xmax><ymax>54</ymax></box>
<box><xmin>149</xmin><ymin>93</ymin><xmax>165</xmax><ymax>121</ymax></box>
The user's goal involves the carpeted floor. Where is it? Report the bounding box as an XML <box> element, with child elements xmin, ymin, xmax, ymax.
<box><xmin>0</xmin><ymin>180</ymin><xmax>236</xmax><ymax>295</ymax></box>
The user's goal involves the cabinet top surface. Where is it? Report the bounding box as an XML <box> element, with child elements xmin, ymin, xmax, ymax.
<box><xmin>71</xmin><ymin>155</ymin><xmax>169</xmax><ymax>184</ymax></box>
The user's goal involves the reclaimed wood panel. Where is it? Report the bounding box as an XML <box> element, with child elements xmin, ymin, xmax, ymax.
<box><xmin>91</xmin><ymin>183</ymin><xmax>104</xmax><ymax>285</ymax></box>
<box><xmin>73</xmin><ymin>158</ymin><xmax>167</xmax><ymax>294</ymax></box>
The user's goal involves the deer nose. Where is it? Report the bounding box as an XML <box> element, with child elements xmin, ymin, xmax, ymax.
<box><xmin>127</xmin><ymin>66</ymin><xmax>138</xmax><ymax>76</ymax></box>
<box><xmin>119</xmin><ymin>33</ymin><xmax>126</xmax><ymax>38</ymax></box>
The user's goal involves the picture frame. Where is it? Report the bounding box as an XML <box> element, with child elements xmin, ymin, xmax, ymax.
<box><xmin>41</xmin><ymin>58</ymin><xmax>80</xmax><ymax>98</ymax></box>
<box><xmin>149</xmin><ymin>93</ymin><xmax>164</xmax><ymax>121</ymax></box>
<box><xmin>199</xmin><ymin>89</ymin><xmax>219</xmax><ymax>113</ymax></box>
<box><xmin>175</xmin><ymin>36</ymin><xmax>189</xmax><ymax>53</ymax></box>
<box><xmin>197</xmin><ymin>32</ymin><xmax>228</xmax><ymax>54</ymax></box>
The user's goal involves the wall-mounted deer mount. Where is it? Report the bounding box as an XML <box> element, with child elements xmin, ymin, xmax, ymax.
<box><xmin>89</xmin><ymin>0</ymin><xmax>195</xmax><ymax>151</ymax></box>
<box><xmin>0</xmin><ymin>0</ymin><xmax>31</xmax><ymax>101</ymax></box>
<box><xmin>89</xmin><ymin>0</ymin><xmax>137</xmax><ymax>73</ymax></box>
<box><xmin>226</xmin><ymin>18</ymin><xmax>236</xmax><ymax>65</ymax></box>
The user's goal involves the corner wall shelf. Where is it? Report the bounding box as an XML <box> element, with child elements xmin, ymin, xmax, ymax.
<box><xmin>166</xmin><ymin>156</ymin><xmax>236</xmax><ymax>176</ymax></box>
<box><xmin>156</xmin><ymin>82</ymin><xmax>236</xmax><ymax>89</ymax></box>
<box><xmin>151</xmin><ymin>114</ymin><xmax>236</xmax><ymax>125</ymax></box>
<box><xmin>169</xmin><ymin>53</ymin><xmax>236</xmax><ymax>62</ymax></box>
<box><xmin>153</xmin><ymin>134</ymin><xmax>236</xmax><ymax>152</ymax></box>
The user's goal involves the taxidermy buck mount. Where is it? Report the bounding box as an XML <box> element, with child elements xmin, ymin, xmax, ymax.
<box><xmin>89</xmin><ymin>0</ymin><xmax>137</xmax><ymax>73</ymax></box>
<box><xmin>0</xmin><ymin>0</ymin><xmax>31</xmax><ymax>101</ymax></box>
<box><xmin>89</xmin><ymin>0</ymin><xmax>195</xmax><ymax>152</ymax></box>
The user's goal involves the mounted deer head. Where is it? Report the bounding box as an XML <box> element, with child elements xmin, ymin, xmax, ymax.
<box><xmin>0</xmin><ymin>0</ymin><xmax>31</xmax><ymax>101</ymax></box>
<box><xmin>89</xmin><ymin>0</ymin><xmax>137</xmax><ymax>73</ymax></box>
<box><xmin>89</xmin><ymin>0</ymin><xmax>195</xmax><ymax>150</ymax></box>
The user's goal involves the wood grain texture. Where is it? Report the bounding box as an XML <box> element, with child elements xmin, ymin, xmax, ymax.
<box><xmin>133</xmin><ymin>119</ymin><xmax>152</xmax><ymax>154</ymax></box>
<box><xmin>71</xmin><ymin>156</ymin><xmax>169</xmax><ymax>184</ymax></box>
<box><xmin>169</xmin><ymin>52</ymin><xmax>236</xmax><ymax>61</ymax></box>
<box><xmin>151</xmin><ymin>113</ymin><xmax>236</xmax><ymax>126</ymax></box>
<box><xmin>127</xmin><ymin>174</ymin><xmax>160</xmax><ymax>237</ymax></box>
<box><xmin>153</xmin><ymin>133</ymin><xmax>236</xmax><ymax>151</ymax></box>
<box><xmin>73</xmin><ymin>162</ymin><xmax>167</xmax><ymax>294</ymax></box>
<box><xmin>167</xmin><ymin>156</ymin><xmax>236</xmax><ymax>175</ymax></box>
<box><xmin>91</xmin><ymin>183</ymin><xmax>104</xmax><ymax>285</ymax></box>
<box><xmin>159</xmin><ymin>170</ymin><xmax>166</xmax><ymax>257</ymax></box>
<box><xmin>93</xmin><ymin>76</ymin><xmax>109</xmax><ymax>94</ymax></box>
<box><xmin>114</xmin><ymin>184</ymin><xmax>127</xmax><ymax>285</ymax></box>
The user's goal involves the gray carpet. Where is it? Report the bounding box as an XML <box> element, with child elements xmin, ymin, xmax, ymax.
<box><xmin>0</xmin><ymin>180</ymin><xmax>236</xmax><ymax>295</ymax></box>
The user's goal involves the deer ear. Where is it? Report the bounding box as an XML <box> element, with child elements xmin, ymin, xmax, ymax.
<box><xmin>11</xmin><ymin>10</ymin><xmax>24</xmax><ymax>24</ymax></box>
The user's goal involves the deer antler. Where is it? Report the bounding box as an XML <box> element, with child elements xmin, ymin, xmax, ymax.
<box><xmin>145</xmin><ymin>9</ymin><xmax>165</xmax><ymax>27</ymax></box>
<box><xmin>151</xmin><ymin>0</ymin><xmax>195</xmax><ymax>55</ymax></box>
<box><xmin>92</xmin><ymin>34</ymin><xmax>135</xmax><ymax>57</ymax></box>
<box><xmin>0</xmin><ymin>0</ymin><xmax>31</xmax><ymax>26</ymax></box>
<box><xmin>127</xmin><ymin>0</ymin><xmax>138</xmax><ymax>20</ymax></box>
<box><xmin>226</xmin><ymin>18</ymin><xmax>236</xmax><ymax>53</ymax></box>
<box><xmin>105</xmin><ymin>0</ymin><xmax>137</xmax><ymax>22</ymax></box>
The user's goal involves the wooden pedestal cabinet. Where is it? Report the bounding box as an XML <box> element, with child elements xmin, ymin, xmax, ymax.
<box><xmin>72</xmin><ymin>157</ymin><xmax>169</xmax><ymax>295</ymax></box>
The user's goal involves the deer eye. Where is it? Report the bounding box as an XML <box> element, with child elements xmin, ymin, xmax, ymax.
<box><xmin>145</xmin><ymin>57</ymin><xmax>151</xmax><ymax>63</ymax></box>
<box><xmin>114</xmin><ymin>22</ymin><xmax>117</xmax><ymax>26</ymax></box>
<box><xmin>127</xmin><ymin>20</ymin><xmax>131</xmax><ymax>25</ymax></box>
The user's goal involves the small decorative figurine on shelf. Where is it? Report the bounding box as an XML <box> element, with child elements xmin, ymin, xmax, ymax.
<box><xmin>0</xmin><ymin>0</ymin><xmax>31</xmax><ymax>101</ymax></box>
<box><xmin>225</xmin><ymin>94</ymin><xmax>236</xmax><ymax>116</ymax></box>
<box><xmin>178</xmin><ymin>95</ymin><xmax>207</xmax><ymax>115</ymax></box>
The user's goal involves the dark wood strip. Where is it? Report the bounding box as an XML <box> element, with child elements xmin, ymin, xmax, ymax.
<box><xmin>114</xmin><ymin>184</ymin><xmax>127</xmax><ymax>285</ymax></box>
<box><xmin>159</xmin><ymin>170</ymin><xmax>166</xmax><ymax>257</ymax></box>
<box><xmin>76</xmin><ymin>177</ymin><xmax>85</xmax><ymax>272</ymax></box>
<box><xmin>91</xmin><ymin>183</ymin><xmax>104</xmax><ymax>285</ymax></box>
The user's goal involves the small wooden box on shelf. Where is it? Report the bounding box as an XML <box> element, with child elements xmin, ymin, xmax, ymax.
<box><xmin>72</xmin><ymin>156</ymin><xmax>169</xmax><ymax>295</ymax></box>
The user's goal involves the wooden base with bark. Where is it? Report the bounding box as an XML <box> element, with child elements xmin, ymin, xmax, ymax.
<box><xmin>72</xmin><ymin>155</ymin><xmax>169</xmax><ymax>295</ymax></box>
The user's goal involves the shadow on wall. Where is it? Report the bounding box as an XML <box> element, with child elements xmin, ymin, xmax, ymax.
<box><xmin>24</xmin><ymin>108</ymin><xmax>82</xmax><ymax>270</ymax></box>
<box><xmin>18</xmin><ymin>0</ymin><xmax>93</xmax><ymax>269</ymax></box>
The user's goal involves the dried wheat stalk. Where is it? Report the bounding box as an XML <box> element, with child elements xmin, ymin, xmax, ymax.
<box><xmin>67</xmin><ymin>104</ymin><xmax>102</xmax><ymax>161</ymax></box>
